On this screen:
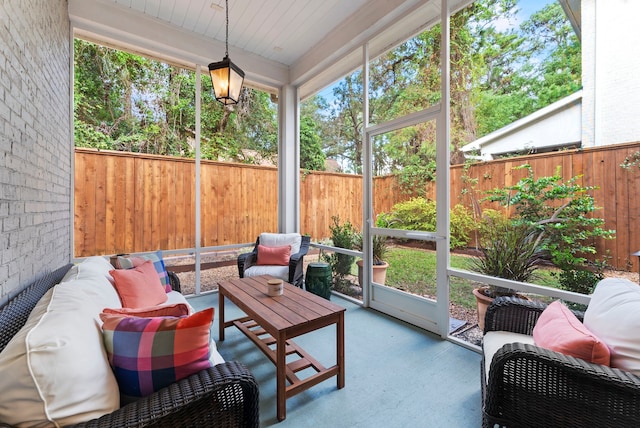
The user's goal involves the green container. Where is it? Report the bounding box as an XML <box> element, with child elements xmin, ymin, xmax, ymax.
<box><xmin>305</xmin><ymin>262</ymin><xmax>332</xmax><ymax>300</ymax></box>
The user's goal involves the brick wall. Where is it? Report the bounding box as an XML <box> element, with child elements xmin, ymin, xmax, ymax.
<box><xmin>0</xmin><ymin>0</ymin><xmax>71</xmax><ymax>303</ymax></box>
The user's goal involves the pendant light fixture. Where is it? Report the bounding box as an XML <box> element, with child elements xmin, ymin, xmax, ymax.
<box><xmin>208</xmin><ymin>0</ymin><xmax>245</xmax><ymax>105</ymax></box>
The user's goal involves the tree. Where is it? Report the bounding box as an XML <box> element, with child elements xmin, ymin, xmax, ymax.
<box><xmin>300</xmin><ymin>116</ymin><xmax>326</xmax><ymax>171</ymax></box>
<box><xmin>307</xmin><ymin>0</ymin><xmax>581</xmax><ymax>173</ymax></box>
<box><xmin>74</xmin><ymin>39</ymin><xmax>279</xmax><ymax>164</ymax></box>
<box><xmin>474</xmin><ymin>1</ymin><xmax>581</xmax><ymax>136</ymax></box>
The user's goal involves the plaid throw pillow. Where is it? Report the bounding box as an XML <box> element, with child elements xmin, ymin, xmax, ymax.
<box><xmin>117</xmin><ymin>250</ymin><xmax>171</xmax><ymax>292</ymax></box>
<box><xmin>100</xmin><ymin>308</ymin><xmax>213</xmax><ymax>399</ymax></box>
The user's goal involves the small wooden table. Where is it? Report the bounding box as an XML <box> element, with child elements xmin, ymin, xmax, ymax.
<box><xmin>218</xmin><ymin>275</ymin><xmax>346</xmax><ymax>421</ymax></box>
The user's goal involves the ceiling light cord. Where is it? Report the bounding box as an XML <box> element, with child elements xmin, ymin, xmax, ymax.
<box><xmin>225</xmin><ymin>0</ymin><xmax>229</xmax><ymax>58</ymax></box>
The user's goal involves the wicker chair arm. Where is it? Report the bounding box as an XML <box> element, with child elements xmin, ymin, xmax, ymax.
<box><xmin>167</xmin><ymin>270</ymin><xmax>181</xmax><ymax>293</ymax></box>
<box><xmin>484</xmin><ymin>296</ymin><xmax>550</xmax><ymax>335</ymax></box>
<box><xmin>69</xmin><ymin>361</ymin><xmax>259</xmax><ymax>428</ymax></box>
<box><xmin>485</xmin><ymin>296</ymin><xmax>586</xmax><ymax>335</ymax></box>
<box><xmin>484</xmin><ymin>342</ymin><xmax>640</xmax><ymax>427</ymax></box>
<box><xmin>237</xmin><ymin>252</ymin><xmax>257</xmax><ymax>278</ymax></box>
<box><xmin>289</xmin><ymin>251</ymin><xmax>303</xmax><ymax>264</ymax></box>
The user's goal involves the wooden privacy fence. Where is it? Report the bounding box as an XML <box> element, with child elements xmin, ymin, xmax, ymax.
<box><xmin>74</xmin><ymin>142</ymin><xmax>640</xmax><ymax>271</ymax></box>
<box><xmin>74</xmin><ymin>148</ymin><xmax>368</xmax><ymax>257</ymax></box>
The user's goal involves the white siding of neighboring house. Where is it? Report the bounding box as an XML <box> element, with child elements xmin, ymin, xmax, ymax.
<box><xmin>461</xmin><ymin>91</ymin><xmax>582</xmax><ymax>161</ymax></box>
<box><xmin>582</xmin><ymin>0</ymin><xmax>640</xmax><ymax>148</ymax></box>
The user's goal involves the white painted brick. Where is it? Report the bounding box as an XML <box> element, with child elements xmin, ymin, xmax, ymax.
<box><xmin>0</xmin><ymin>0</ymin><xmax>71</xmax><ymax>300</ymax></box>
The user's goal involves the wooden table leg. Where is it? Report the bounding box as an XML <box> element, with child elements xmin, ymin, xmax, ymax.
<box><xmin>337</xmin><ymin>312</ymin><xmax>345</xmax><ymax>389</ymax></box>
<box><xmin>218</xmin><ymin>292</ymin><xmax>225</xmax><ymax>341</ymax></box>
<box><xmin>276</xmin><ymin>332</ymin><xmax>287</xmax><ymax>421</ymax></box>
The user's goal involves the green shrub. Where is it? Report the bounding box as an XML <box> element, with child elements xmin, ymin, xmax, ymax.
<box><xmin>557</xmin><ymin>263</ymin><xmax>605</xmax><ymax>311</ymax></box>
<box><xmin>484</xmin><ymin>164</ymin><xmax>615</xmax><ymax>269</ymax></box>
<box><xmin>476</xmin><ymin>209</ymin><xmax>510</xmax><ymax>238</ymax></box>
<box><xmin>377</xmin><ymin>197</ymin><xmax>436</xmax><ymax>231</ymax></box>
<box><xmin>376</xmin><ymin>197</ymin><xmax>474</xmax><ymax>249</ymax></box>
<box><xmin>321</xmin><ymin>216</ymin><xmax>356</xmax><ymax>281</ymax></box>
<box><xmin>450</xmin><ymin>204</ymin><xmax>475</xmax><ymax>249</ymax></box>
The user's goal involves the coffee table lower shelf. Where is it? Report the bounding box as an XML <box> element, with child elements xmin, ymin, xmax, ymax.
<box><xmin>231</xmin><ymin>316</ymin><xmax>341</xmax><ymax>398</ymax></box>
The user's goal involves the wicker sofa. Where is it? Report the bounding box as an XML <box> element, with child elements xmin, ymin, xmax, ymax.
<box><xmin>0</xmin><ymin>260</ymin><xmax>259</xmax><ymax>428</ymax></box>
<box><xmin>482</xmin><ymin>295</ymin><xmax>640</xmax><ymax>428</ymax></box>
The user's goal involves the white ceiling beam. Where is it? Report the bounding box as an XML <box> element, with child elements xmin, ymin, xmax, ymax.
<box><xmin>290</xmin><ymin>0</ymin><xmax>421</xmax><ymax>87</ymax></box>
<box><xmin>68</xmin><ymin>0</ymin><xmax>288</xmax><ymax>90</ymax></box>
<box><xmin>294</xmin><ymin>0</ymin><xmax>473</xmax><ymax>99</ymax></box>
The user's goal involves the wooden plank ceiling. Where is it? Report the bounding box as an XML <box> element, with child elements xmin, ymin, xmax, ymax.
<box><xmin>70</xmin><ymin>0</ymin><xmax>472</xmax><ymax>95</ymax></box>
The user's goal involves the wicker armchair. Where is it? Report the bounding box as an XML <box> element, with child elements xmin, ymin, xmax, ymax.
<box><xmin>482</xmin><ymin>296</ymin><xmax>640</xmax><ymax>428</ymax></box>
<box><xmin>0</xmin><ymin>264</ymin><xmax>260</xmax><ymax>428</ymax></box>
<box><xmin>238</xmin><ymin>234</ymin><xmax>310</xmax><ymax>287</ymax></box>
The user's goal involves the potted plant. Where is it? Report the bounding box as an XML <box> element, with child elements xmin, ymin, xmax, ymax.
<box><xmin>470</xmin><ymin>220</ymin><xmax>545</xmax><ymax>330</ymax></box>
<box><xmin>353</xmin><ymin>233</ymin><xmax>390</xmax><ymax>285</ymax></box>
<box><xmin>320</xmin><ymin>216</ymin><xmax>356</xmax><ymax>293</ymax></box>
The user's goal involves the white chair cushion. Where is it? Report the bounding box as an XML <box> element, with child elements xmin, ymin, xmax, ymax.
<box><xmin>482</xmin><ymin>330</ymin><xmax>535</xmax><ymax>383</ymax></box>
<box><xmin>584</xmin><ymin>278</ymin><xmax>640</xmax><ymax>375</ymax></box>
<box><xmin>259</xmin><ymin>232</ymin><xmax>302</xmax><ymax>255</ymax></box>
<box><xmin>244</xmin><ymin>265</ymin><xmax>289</xmax><ymax>282</ymax></box>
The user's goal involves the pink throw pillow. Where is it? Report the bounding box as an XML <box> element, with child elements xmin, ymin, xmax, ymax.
<box><xmin>533</xmin><ymin>300</ymin><xmax>610</xmax><ymax>365</ymax></box>
<box><xmin>257</xmin><ymin>244</ymin><xmax>291</xmax><ymax>266</ymax></box>
<box><xmin>102</xmin><ymin>303</ymin><xmax>191</xmax><ymax>318</ymax></box>
<box><xmin>110</xmin><ymin>260</ymin><xmax>168</xmax><ymax>308</ymax></box>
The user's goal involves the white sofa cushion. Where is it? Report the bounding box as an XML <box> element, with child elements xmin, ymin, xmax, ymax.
<box><xmin>61</xmin><ymin>255</ymin><xmax>116</xmax><ymax>287</ymax></box>
<box><xmin>0</xmin><ymin>257</ymin><xmax>223</xmax><ymax>427</ymax></box>
<box><xmin>584</xmin><ymin>278</ymin><xmax>640</xmax><ymax>375</ymax></box>
<box><xmin>482</xmin><ymin>330</ymin><xmax>535</xmax><ymax>383</ymax></box>
<box><xmin>0</xmin><ymin>281</ymin><xmax>120</xmax><ymax>427</ymax></box>
<box><xmin>259</xmin><ymin>232</ymin><xmax>302</xmax><ymax>255</ymax></box>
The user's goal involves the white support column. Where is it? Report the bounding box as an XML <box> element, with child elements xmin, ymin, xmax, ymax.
<box><xmin>277</xmin><ymin>84</ymin><xmax>300</xmax><ymax>233</ymax></box>
<box><xmin>436</xmin><ymin>0</ymin><xmax>451</xmax><ymax>339</ymax></box>
<box><xmin>361</xmin><ymin>43</ymin><xmax>371</xmax><ymax>307</ymax></box>
<box><xmin>195</xmin><ymin>66</ymin><xmax>202</xmax><ymax>294</ymax></box>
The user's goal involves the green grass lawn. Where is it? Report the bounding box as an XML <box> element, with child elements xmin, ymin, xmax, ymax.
<box><xmin>383</xmin><ymin>246</ymin><xmax>560</xmax><ymax>310</ymax></box>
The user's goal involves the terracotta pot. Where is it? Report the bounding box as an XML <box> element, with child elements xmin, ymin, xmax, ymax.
<box><xmin>473</xmin><ymin>287</ymin><xmax>494</xmax><ymax>332</ymax></box>
<box><xmin>356</xmin><ymin>260</ymin><xmax>389</xmax><ymax>285</ymax></box>
<box><xmin>473</xmin><ymin>287</ymin><xmax>530</xmax><ymax>332</ymax></box>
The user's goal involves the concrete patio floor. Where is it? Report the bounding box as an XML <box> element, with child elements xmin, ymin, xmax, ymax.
<box><xmin>188</xmin><ymin>291</ymin><xmax>483</xmax><ymax>427</ymax></box>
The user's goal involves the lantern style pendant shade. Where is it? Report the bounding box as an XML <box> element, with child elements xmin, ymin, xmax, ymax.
<box><xmin>209</xmin><ymin>0</ymin><xmax>245</xmax><ymax>105</ymax></box>
<box><xmin>209</xmin><ymin>56</ymin><xmax>245</xmax><ymax>105</ymax></box>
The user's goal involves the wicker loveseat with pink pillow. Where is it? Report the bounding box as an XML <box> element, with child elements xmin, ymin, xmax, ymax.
<box><xmin>0</xmin><ymin>257</ymin><xmax>259</xmax><ymax>428</ymax></box>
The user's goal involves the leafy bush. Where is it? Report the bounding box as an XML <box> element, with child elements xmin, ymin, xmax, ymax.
<box><xmin>450</xmin><ymin>204</ymin><xmax>476</xmax><ymax>249</ymax></box>
<box><xmin>558</xmin><ymin>265</ymin><xmax>604</xmax><ymax>295</ymax></box>
<box><xmin>375</xmin><ymin>197</ymin><xmax>474</xmax><ymax>249</ymax></box>
<box><xmin>484</xmin><ymin>164</ymin><xmax>615</xmax><ymax>270</ymax></box>
<box><xmin>557</xmin><ymin>262</ymin><xmax>606</xmax><ymax>310</ymax></box>
<box><xmin>476</xmin><ymin>209</ymin><xmax>510</xmax><ymax>238</ymax></box>
<box><xmin>321</xmin><ymin>216</ymin><xmax>356</xmax><ymax>281</ymax></box>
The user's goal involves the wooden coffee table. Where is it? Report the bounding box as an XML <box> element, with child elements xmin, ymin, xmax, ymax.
<box><xmin>218</xmin><ymin>275</ymin><xmax>346</xmax><ymax>421</ymax></box>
